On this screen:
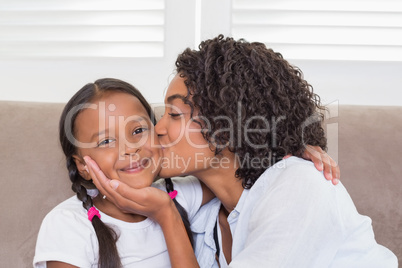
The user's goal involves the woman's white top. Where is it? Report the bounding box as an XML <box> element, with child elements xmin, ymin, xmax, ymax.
<box><xmin>191</xmin><ymin>157</ymin><xmax>397</xmax><ymax>268</ymax></box>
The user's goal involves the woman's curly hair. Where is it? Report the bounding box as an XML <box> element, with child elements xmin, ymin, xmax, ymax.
<box><xmin>176</xmin><ymin>35</ymin><xmax>327</xmax><ymax>189</ymax></box>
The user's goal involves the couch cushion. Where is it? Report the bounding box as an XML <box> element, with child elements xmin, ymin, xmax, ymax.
<box><xmin>338</xmin><ymin>105</ymin><xmax>402</xmax><ymax>265</ymax></box>
<box><xmin>0</xmin><ymin>101</ymin><xmax>71</xmax><ymax>267</ymax></box>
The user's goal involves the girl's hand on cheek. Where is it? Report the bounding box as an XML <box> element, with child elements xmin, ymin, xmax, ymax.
<box><xmin>84</xmin><ymin>156</ymin><xmax>174</xmax><ymax>223</ymax></box>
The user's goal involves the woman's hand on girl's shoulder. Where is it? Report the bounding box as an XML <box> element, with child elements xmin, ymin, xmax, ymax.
<box><xmin>285</xmin><ymin>145</ymin><xmax>340</xmax><ymax>185</ymax></box>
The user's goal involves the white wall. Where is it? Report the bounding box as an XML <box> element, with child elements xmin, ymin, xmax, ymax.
<box><xmin>292</xmin><ymin>60</ymin><xmax>402</xmax><ymax>106</ymax></box>
<box><xmin>1</xmin><ymin>58</ymin><xmax>401</xmax><ymax>106</ymax></box>
<box><xmin>0</xmin><ymin>0</ymin><xmax>197</xmax><ymax>105</ymax></box>
<box><xmin>0</xmin><ymin>58</ymin><xmax>172</xmax><ymax>104</ymax></box>
<box><xmin>0</xmin><ymin>0</ymin><xmax>401</xmax><ymax>106</ymax></box>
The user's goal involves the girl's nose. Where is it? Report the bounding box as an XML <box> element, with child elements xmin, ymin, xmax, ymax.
<box><xmin>120</xmin><ymin>142</ymin><xmax>140</xmax><ymax>157</ymax></box>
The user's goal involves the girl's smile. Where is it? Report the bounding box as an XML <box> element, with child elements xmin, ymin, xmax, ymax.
<box><xmin>118</xmin><ymin>158</ymin><xmax>151</xmax><ymax>174</ymax></box>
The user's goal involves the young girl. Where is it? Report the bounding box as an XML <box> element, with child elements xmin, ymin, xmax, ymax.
<box><xmin>33</xmin><ymin>78</ymin><xmax>207</xmax><ymax>268</ymax></box>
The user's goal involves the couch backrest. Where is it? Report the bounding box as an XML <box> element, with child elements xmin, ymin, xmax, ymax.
<box><xmin>337</xmin><ymin>105</ymin><xmax>402</xmax><ymax>265</ymax></box>
<box><xmin>0</xmin><ymin>101</ymin><xmax>71</xmax><ymax>267</ymax></box>
<box><xmin>0</xmin><ymin>101</ymin><xmax>401</xmax><ymax>266</ymax></box>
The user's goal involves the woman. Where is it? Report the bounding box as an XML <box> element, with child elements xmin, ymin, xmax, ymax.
<box><xmin>85</xmin><ymin>36</ymin><xmax>396</xmax><ymax>267</ymax></box>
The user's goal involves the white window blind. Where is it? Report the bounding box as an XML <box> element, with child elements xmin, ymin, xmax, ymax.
<box><xmin>0</xmin><ymin>0</ymin><xmax>165</xmax><ymax>58</ymax></box>
<box><xmin>232</xmin><ymin>0</ymin><xmax>402</xmax><ymax>61</ymax></box>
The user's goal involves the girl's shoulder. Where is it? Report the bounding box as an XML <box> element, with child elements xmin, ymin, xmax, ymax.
<box><xmin>34</xmin><ymin>196</ymin><xmax>98</xmax><ymax>267</ymax></box>
<box><xmin>42</xmin><ymin>195</ymin><xmax>93</xmax><ymax>229</ymax></box>
<box><xmin>152</xmin><ymin>175</ymin><xmax>200</xmax><ymax>187</ymax></box>
<box><xmin>49</xmin><ymin>195</ymin><xmax>86</xmax><ymax>212</ymax></box>
<box><xmin>152</xmin><ymin>176</ymin><xmax>203</xmax><ymax>220</ymax></box>
<box><xmin>38</xmin><ymin>195</ymin><xmax>97</xmax><ymax>247</ymax></box>
<box><xmin>152</xmin><ymin>176</ymin><xmax>201</xmax><ymax>195</ymax></box>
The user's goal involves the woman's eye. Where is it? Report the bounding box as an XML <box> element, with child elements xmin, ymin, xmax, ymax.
<box><xmin>168</xmin><ymin>113</ymin><xmax>182</xmax><ymax>118</ymax></box>
<box><xmin>97</xmin><ymin>139</ymin><xmax>115</xmax><ymax>147</ymax></box>
<box><xmin>132</xmin><ymin>127</ymin><xmax>147</xmax><ymax>135</ymax></box>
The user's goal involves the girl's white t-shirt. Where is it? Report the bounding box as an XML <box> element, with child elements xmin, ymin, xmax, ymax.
<box><xmin>33</xmin><ymin>176</ymin><xmax>202</xmax><ymax>268</ymax></box>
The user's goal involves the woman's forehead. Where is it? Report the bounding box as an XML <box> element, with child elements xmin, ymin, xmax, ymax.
<box><xmin>165</xmin><ymin>74</ymin><xmax>188</xmax><ymax>103</ymax></box>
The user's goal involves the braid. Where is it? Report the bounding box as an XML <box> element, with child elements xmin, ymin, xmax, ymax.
<box><xmin>165</xmin><ymin>178</ymin><xmax>194</xmax><ymax>247</ymax></box>
<box><xmin>66</xmin><ymin>157</ymin><xmax>122</xmax><ymax>268</ymax></box>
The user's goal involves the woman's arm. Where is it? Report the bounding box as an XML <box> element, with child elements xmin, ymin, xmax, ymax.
<box><xmin>159</xmin><ymin>200</ymin><xmax>200</xmax><ymax>268</ymax></box>
<box><xmin>85</xmin><ymin>157</ymin><xmax>200</xmax><ymax>268</ymax></box>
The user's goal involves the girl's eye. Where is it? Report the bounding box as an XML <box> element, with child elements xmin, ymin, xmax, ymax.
<box><xmin>97</xmin><ymin>139</ymin><xmax>115</xmax><ymax>147</ymax></box>
<box><xmin>132</xmin><ymin>127</ymin><xmax>147</xmax><ymax>135</ymax></box>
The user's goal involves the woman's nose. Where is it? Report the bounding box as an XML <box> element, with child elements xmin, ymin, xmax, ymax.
<box><xmin>155</xmin><ymin>115</ymin><xmax>167</xmax><ymax>136</ymax></box>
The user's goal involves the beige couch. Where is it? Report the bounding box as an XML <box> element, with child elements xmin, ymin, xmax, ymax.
<box><xmin>1</xmin><ymin>101</ymin><xmax>401</xmax><ymax>267</ymax></box>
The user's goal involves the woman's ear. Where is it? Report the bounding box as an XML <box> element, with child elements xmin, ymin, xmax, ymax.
<box><xmin>72</xmin><ymin>155</ymin><xmax>91</xmax><ymax>181</ymax></box>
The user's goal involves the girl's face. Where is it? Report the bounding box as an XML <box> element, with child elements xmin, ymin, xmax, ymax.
<box><xmin>74</xmin><ymin>92</ymin><xmax>161</xmax><ymax>189</ymax></box>
<box><xmin>155</xmin><ymin>74</ymin><xmax>217</xmax><ymax>178</ymax></box>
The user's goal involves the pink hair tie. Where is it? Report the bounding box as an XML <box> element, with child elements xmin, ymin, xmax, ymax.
<box><xmin>88</xmin><ymin>207</ymin><xmax>101</xmax><ymax>222</ymax></box>
<box><xmin>168</xmin><ymin>190</ymin><xmax>178</xmax><ymax>199</ymax></box>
